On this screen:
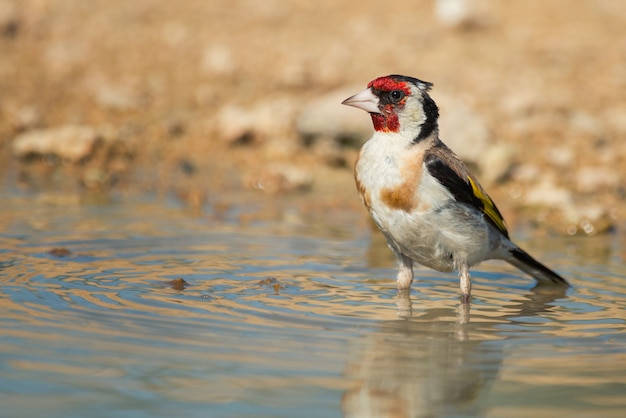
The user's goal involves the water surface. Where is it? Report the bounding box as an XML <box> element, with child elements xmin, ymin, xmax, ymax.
<box><xmin>1</xmin><ymin>196</ymin><xmax>625</xmax><ymax>417</ymax></box>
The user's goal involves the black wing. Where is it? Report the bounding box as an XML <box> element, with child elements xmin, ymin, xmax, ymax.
<box><xmin>424</xmin><ymin>153</ymin><xmax>509</xmax><ymax>238</ymax></box>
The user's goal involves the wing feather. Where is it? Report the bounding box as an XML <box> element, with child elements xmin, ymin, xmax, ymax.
<box><xmin>424</xmin><ymin>146</ymin><xmax>509</xmax><ymax>238</ymax></box>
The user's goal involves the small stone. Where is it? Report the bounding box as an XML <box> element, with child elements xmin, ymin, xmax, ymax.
<box><xmin>512</xmin><ymin>163</ymin><xmax>541</xmax><ymax>182</ymax></box>
<box><xmin>434</xmin><ymin>0</ymin><xmax>490</xmax><ymax>28</ymax></box>
<box><xmin>501</xmin><ymin>89</ymin><xmax>541</xmax><ymax>117</ymax></box>
<box><xmin>12</xmin><ymin>125</ymin><xmax>102</xmax><ymax>162</ymax></box>
<box><xmin>214</xmin><ymin>105</ymin><xmax>256</xmax><ymax>145</ymax></box>
<box><xmin>0</xmin><ymin>1</ymin><xmax>20</xmax><ymax>38</ymax></box>
<box><xmin>93</xmin><ymin>83</ymin><xmax>140</xmax><ymax>111</ymax></box>
<box><xmin>178</xmin><ymin>159</ymin><xmax>196</xmax><ymax>175</ymax></box>
<box><xmin>201</xmin><ymin>44</ymin><xmax>235</xmax><ymax>75</ymax></box>
<box><xmin>85</xmin><ymin>73</ymin><xmax>142</xmax><ymax>111</ymax></box>
<box><xmin>480</xmin><ymin>143</ymin><xmax>516</xmax><ymax>183</ymax></box>
<box><xmin>523</xmin><ymin>177</ymin><xmax>573</xmax><ymax>208</ymax></box>
<box><xmin>546</xmin><ymin>145</ymin><xmax>575</xmax><ymax>167</ymax></box>
<box><xmin>435</xmin><ymin>0</ymin><xmax>472</xmax><ymax>26</ymax></box>
<box><xmin>568</xmin><ymin>111</ymin><xmax>604</xmax><ymax>138</ymax></box>
<box><xmin>49</xmin><ymin>247</ymin><xmax>71</xmax><ymax>257</ymax></box>
<box><xmin>166</xmin><ymin>278</ymin><xmax>189</xmax><ymax>290</ymax></box>
<box><xmin>575</xmin><ymin>166</ymin><xmax>620</xmax><ymax>194</ymax></box>
<box><xmin>261</xmin><ymin>136</ymin><xmax>301</xmax><ymax>161</ymax></box>
<box><xmin>257</xmin><ymin>277</ymin><xmax>285</xmax><ymax>295</ymax></box>
<box><xmin>214</xmin><ymin>98</ymin><xmax>298</xmax><ymax>146</ymax></box>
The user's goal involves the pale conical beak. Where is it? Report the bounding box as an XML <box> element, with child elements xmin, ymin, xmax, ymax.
<box><xmin>341</xmin><ymin>88</ymin><xmax>380</xmax><ymax>114</ymax></box>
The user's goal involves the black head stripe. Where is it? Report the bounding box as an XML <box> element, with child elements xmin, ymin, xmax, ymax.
<box><xmin>414</xmin><ymin>95</ymin><xmax>439</xmax><ymax>142</ymax></box>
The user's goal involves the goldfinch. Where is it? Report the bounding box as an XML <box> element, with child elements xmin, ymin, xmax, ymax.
<box><xmin>342</xmin><ymin>74</ymin><xmax>569</xmax><ymax>302</ymax></box>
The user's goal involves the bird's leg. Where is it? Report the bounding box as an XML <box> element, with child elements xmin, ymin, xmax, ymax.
<box><xmin>396</xmin><ymin>254</ymin><xmax>414</xmax><ymax>290</ymax></box>
<box><xmin>459</xmin><ymin>264</ymin><xmax>472</xmax><ymax>303</ymax></box>
<box><xmin>396</xmin><ymin>289</ymin><xmax>412</xmax><ymax>319</ymax></box>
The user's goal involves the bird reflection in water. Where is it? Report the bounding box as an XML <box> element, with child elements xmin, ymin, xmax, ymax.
<box><xmin>342</xmin><ymin>286</ymin><xmax>566</xmax><ymax>417</ymax></box>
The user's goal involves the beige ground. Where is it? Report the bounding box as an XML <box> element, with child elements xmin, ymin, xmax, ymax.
<box><xmin>1</xmin><ymin>0</ymin><xmax>624</xmax><ymax>235</ymax></box>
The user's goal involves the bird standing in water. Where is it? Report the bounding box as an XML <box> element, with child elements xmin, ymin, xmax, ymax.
<box><xmin>343</xmin><ymin>74</ymin><xmax>568</xmax><ymax>302</ymax></box>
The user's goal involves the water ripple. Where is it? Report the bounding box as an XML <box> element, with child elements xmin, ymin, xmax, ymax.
<box><xmin>1</xmin><ymin>199</ymin><xmax>625</xmax><ymax>417</ymax></box>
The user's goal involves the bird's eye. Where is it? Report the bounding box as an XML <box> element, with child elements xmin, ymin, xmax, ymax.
<box><xmin>390</xmin><ymin>90</ymin><xmax>405</xmax><ymax>102</ymax></box>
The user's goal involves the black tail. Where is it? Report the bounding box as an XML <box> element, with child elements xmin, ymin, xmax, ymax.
<box><xmin>508</xmin><ymin>247</ymin><xmax>569</xmax><ymax>286</ymax></box>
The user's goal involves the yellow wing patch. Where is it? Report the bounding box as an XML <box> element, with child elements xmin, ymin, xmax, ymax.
<box><xmin>467</xmin><ymin>176</ymin><xmax>508</xmax><ymax>235</ymax></box>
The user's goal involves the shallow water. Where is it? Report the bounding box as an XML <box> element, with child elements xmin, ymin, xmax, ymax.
<box><xmin>1</xmin><ymin>196</ymin><xmax>625</xmax><ymax>418</ymax></box>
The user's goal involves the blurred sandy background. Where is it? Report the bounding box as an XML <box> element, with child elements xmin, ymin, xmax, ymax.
<box><xmin>1</xmin><ymin>0</ymin><xmax>624</xmax><ymax>235</ymax></box>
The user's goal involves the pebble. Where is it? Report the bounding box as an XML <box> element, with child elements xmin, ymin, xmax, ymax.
<box><xmin>522</xmin><ymin>177</ymin><xmax>573</xmax><ymax>208</ymax></box>
<box><xmin>517</xmin><ymin>175</ymin><xmax>615</xmax><ymax>235</ymax></box>
<box><xmin>434</xmin><ymin>0</ymin><xmax>490</xmax><ymax>28</ymax></box>
<box><xmin>90</xmin><ymin>80</ymin><xmax>140</xmax><ymax>111</ymax></box>
<box><xmin>214</xmin><ymin>104</ymin><xmax>256</xmax><ymax>145</ymax></box>
<box><xmin>214</xmin><ymin>98</ymin><xmax>298</xmax><ymax>146</ymax></box>
<box><xmin>568</xmin><ymin>111</ymin><xmax>604</xmax><ymax>138</ymax></box>
<box><xmin>12</xmin><ymin>125</ymin><xmax>102</xmax><ymax>162</ymax></box>
<box><xmin>201</xmin><ymin>44</ymin><xmax>235</xmax><ymax>76</ymax></box>
<box><xmin>480</xmin><ymin>143</ymin><xmax>516</xmax><ymax>183</ymax></box>
<box><xmin>435</xmin><ymin>0</ymin><xmax>473</xmax><ymax>26</ymax></box>
<box><xmin>546</xmin><ymin>145</ymin><xmax>575</xmax><ymax>167</ymax></box>
<box><xmin>0</xmin><ymin>0</ymin><xmax>20</xmax><ymax>38</ymax></box>
<box><xmin>511</xmin><ymin>163</ymin><xmax>540</xmax><ymax>182</ymax></box>
<box><xmin>575</xmin><ymin>166</ymin><xmax>620</xmax><ymax>194</ymax></box>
